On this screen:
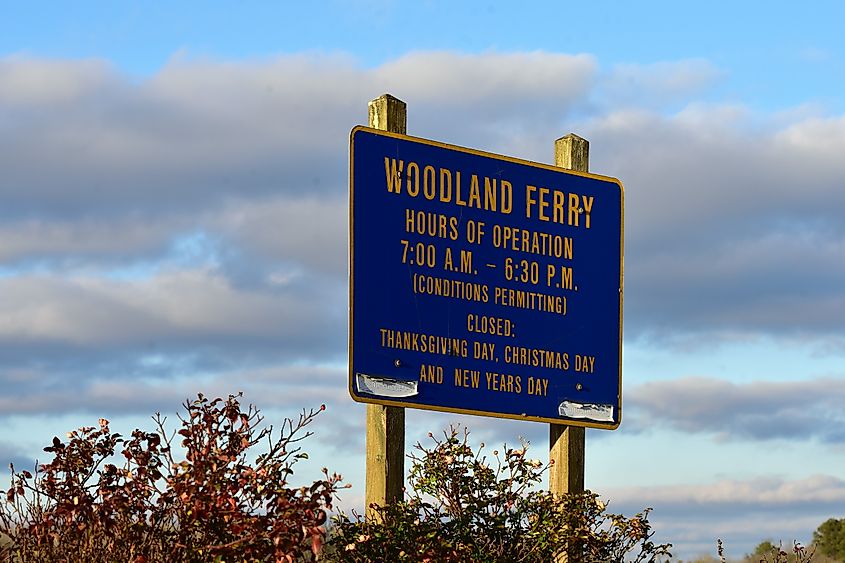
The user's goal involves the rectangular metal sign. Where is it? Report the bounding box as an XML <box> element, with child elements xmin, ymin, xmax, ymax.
<box><xmin>349</xmin><ymin>127</ymin><xmax>624</xmax><ymax>429</ymax></box>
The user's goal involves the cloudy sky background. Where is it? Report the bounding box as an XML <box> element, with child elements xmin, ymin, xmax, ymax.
<box><xmin>2</xmin><ymin>1</ymin><xmax>845</xmax><ymax>558</ymax></box>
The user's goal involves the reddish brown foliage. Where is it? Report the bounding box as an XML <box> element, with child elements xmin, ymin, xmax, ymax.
<box><xmin>0</xmin><ymin>394</ymin><xmax>342</xmax><ymax>563</ymax></box>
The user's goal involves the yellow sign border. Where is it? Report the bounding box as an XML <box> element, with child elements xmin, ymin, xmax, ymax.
<box><xmin>349</xmin><ymin>125</ymin><xmax>624</xmax><ymax>430</ymax></box>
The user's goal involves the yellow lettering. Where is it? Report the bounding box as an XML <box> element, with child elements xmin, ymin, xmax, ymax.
<box><xmin>582</xmin><ymin>195</ymin><xmax>594</xmax><ymax>228</ymax></box>
<box><xmin>538</xmin><ymin>187</ymin><xmax>550</xmax><ymax>221</ymax></box>
<box><xmin>525</xmin><ymin>185</ymin><xmax>537</xmax><ymax>218</ymax></box>
<box><xmin>468</xmin><ymin>175</ymin><xmax>481</xmax><ymax>208</ymax></box>
<box><xmin>568</xmin><ymin>192</ymin><xmax>580</xmax><ymax>226</ymax></box>
<box><xmin>460</xmin><ymin>249</ymin><xmax>472</xmax><ymax>273</ymax></box>
<box><xmin>527</xmin><ymin>377</ymin><xmax>549</xmax><ymax>396</ymax></box>
<box><xmin>553</xmin><ymin>190</ymin><xmax>566</xmax><ymax>223</ymax></box>
<box><xmin>501</xmin><ymin>180</ymin><xmax>513</xmax><ymax>214</ymax></box>
<box><xmin>384</xmin><ymin>158</ymin><xmax>404</xmax><ymax>193</ymax></box>
<box><xmin>406</xmin><ymin>161</ymin><xmax>420</xmax><ymax>196</ymax></box>
<box><xmin>423</xmin><ymin>165</ymin><xmax>436</xmax><ymax>200</ymax></box>
<box><xmin>439</xmin><ymin>168</ymin><xmax>452</xmax><ymax>202</ymax></box>
<box><xmin>483</xmin><ymin>177</ymin><xmax>497</xmax><ymax>211</ymax></box>
<box><xmin>455</xmin><ymin>171</ymin><xmax>466</xmax><ymax>205</ymax></box>
<box><xmin>485</xmin><ymin>371</ymin><xmax>522</xmax><ymax>394</ymax></box>
<box><xmin>455</xmin><ymin>368</ymin><xmax>481</xmax><ymax>388</ymax></box>
<box><xmin>420</xmin><ymin>364</ymin><xmax>443</xmax><ymax>384</ymax></box>
<box><xmin>574</xmin><ymin>354</ymin><xmax>596</xmax><ymax>373</ymax></box>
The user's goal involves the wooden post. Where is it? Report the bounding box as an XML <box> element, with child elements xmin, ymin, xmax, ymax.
<box><xmin>368</xmin><ymin>94</ymin><xmax>407</xmax><ymax>135</ymax></box>
<box><xmin>364</xmin><ymin>94</ymin><xmax>407</xmax><ymax>521</ymax></box>
<box><xmin>549</xmin><ymin>133</ymin><xmax>589</xmax><ymax>498</ymax></box>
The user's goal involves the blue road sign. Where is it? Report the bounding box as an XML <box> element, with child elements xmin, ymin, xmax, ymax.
<box><xmin>349</xmin><ymin>127</ymin><xmax>624</xmax><ymax>429</ymax></box>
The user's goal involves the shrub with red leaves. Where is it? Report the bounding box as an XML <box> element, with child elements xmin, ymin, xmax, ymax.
<box><xmin>0</xmin><ymin>394</ymin><xmax>342</xmax><ymax>563</ymax></box>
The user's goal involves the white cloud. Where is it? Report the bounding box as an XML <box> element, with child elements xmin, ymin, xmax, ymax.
<box><xmin>0</xmin><ymin>52</ymin><xmax>843</xmax><ymax>431</ymax></box>
<box><xmin>0</xmin><ymin>217</ymin><xmax>179</xmax><ymax>263</ymax></box>
<box><xmin>776</xmin><ymin>114</ymin><xmax>845</xmax><ymax>160</ymax></box>
<box><xmin>3</xmin><ymin>52</ymin><xmax>843</xmax><ymax>347</ymax></box>
<box><xmin>580</xmin><ymin>104</ymin><xmax>845</xmax><ymax>342</ymax></box>
<box><xmin>0</xmin><ymin>55</ymin><xmax>361</xmax><ymax>221</ymax></box>
<box><xmin>0</xmin><ymin>268</ymin><xmax>345</xmax><ymax>355</ymax></box>
<box><xmin>602</xmin><ymin>59</ymin><xmax>724</xmax><ymax>109</ymax></box>
<box><xmin>368</xmin><ymin>51</ymin><xmax>599</xmax><ymax>157</ymax></box>
<box><xmin>0</xmin><ymin>364</ymin><xmax>349</xmax><ymax>418</ymax></box>
<box><xmin>375</xmin><ymin>50</ymin><xmax>595</xmax><ymax>108</ymax></box>
<box><xmin>626</xmin><ymin>376</ymin><xmax>845</xmax><ymax>442</ymax></box>
<box><xmin>604</xmin><ymin>475</ymin><xmax>845</xmax><ymax>559</ymax></box>
<box><xmin>608</xmin><ymin>474</ymin><xmax>845</xmax><ymax>508</ymax></box>
<box><xmin>0</xmin><ymin>56</ymin><xmax>116</xmax><ymax>106</ymax></box>
<box><xmin>215</xmin><ymin>195</ymin><xmax>348</xmax><ymax>277</ymax></box>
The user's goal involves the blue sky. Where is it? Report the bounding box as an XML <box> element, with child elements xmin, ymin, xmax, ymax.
<box><xmin>2</xmin><ymin>1</ymin><xmax>845</xmax><ymax>559</ymax></box>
